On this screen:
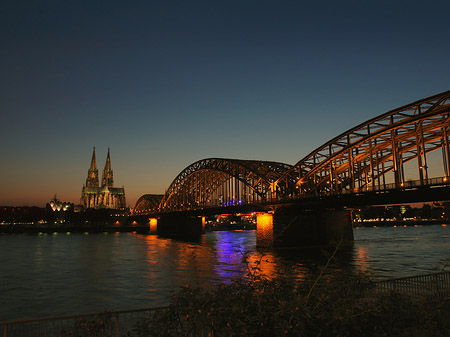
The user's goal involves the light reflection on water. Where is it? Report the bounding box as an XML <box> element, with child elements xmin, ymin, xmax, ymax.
<box><xmin>0</xmin><ymin>225</ymin><xmax>448</xmax><ymax>321</ymax></box>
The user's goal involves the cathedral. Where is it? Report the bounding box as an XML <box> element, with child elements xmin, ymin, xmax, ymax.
<box><xmin>80</xmin><ymin>148</ymin><xmax>126</xmax><ymax>209</ymax></box>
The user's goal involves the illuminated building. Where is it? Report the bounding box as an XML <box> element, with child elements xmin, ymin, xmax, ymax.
<box><xmin>80</xmin><ymin>148</ymin><xmax>126</xmax><ymax>209</ymax></box>
<box><xmin>48</xmin><ymin>195</ymin><xmax>72</xmax><ymax>212</ymax></box>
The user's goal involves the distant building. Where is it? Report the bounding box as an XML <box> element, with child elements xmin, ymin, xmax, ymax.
<box><xmin>48</xmin><ymin>195</ymin><xmax>73</xmax><ymax>212</ymax></box>
<box><xmin>80</xmin><ymin>148</ymin><xmax>126</xmax><ymax>209</ymax></box>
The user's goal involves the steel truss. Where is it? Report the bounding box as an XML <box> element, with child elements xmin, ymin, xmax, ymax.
<box><xmin>274</xmin><ymin>90</ymin><xmax>450</xmax><ymax>197</ymax></box>
<box><xmin>160</xmin><ymin>158</ymin><xmax>294</xmax><ymax>211</ymax></box>
<box><xmin>134</xmin><ymin>194</ymin><xmax>164</xmax><ymax>214</ymax></box>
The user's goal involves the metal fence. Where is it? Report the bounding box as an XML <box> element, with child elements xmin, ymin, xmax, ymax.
<box><xmin>0</xmin><ymin>307</ymin><xmax>167</xmax><ymax>337</ymax></box>
<box><xmin>376</xmin><ymin>271</ymin><xmax>450</xmax><ymax>302</ymax></box>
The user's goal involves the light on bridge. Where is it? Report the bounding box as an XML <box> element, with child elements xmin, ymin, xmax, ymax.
<box><xmin>149</xmin><ymin>218</ymin><xmax>158</xmax><ymax>233</ymax></box>
<box><xmin>256</xmin><ymin>213</ymin><xmax>273</xmax><ymax>247</ymax></box>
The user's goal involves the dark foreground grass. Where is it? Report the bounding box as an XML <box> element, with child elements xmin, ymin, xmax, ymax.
<box><xmin>123</xmin><ymin>269</ymin><xmax>449</xmax><ymax>337</ymax></box>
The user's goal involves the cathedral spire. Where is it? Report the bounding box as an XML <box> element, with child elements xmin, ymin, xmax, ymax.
<box><xmin>90</xmin><ymin>147</ymin><xmax>97</xmax><ymax>171</ymax></box>
<box><xmin>102</xmin><ymin>148</ymin><xmax>114</xmax><ymax>187</ymax></box>
<box><xmin>105</xmin><ymin>148</ymin><xmax>111</xmax><ymax>171</ymax></box>
<box><xmin>85</xmin><ymin>147</ymin><xmax>99</xmax><ymax>187</ymax></box>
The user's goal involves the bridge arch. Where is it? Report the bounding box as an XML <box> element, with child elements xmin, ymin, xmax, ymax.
<box><xmin>133</xmin><ymin>194</ymin><xmax>164</xmax><ymax>214</ymax></box>
<box><xmin>275</xmin><ymin>90</ymin><xmax>450</xmax><ymax>197</ymax></box>
<box><xmin>160</xmin><ymin>158</ymin><xmax>293</xmax><ymax>211</ymax></box>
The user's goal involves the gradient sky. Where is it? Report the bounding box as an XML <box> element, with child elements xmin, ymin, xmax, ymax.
<box><xmin>1</xmin><ymin>0</ymin><xmax>449</xmax><ymax>207</ymax></box>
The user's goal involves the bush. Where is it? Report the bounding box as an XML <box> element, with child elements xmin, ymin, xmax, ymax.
<box><xmin>126</xmin><ymin>266</ymin><xmax>450</xmax><ymax>336</ymax></box>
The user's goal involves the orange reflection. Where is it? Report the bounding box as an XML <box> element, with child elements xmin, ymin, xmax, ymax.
<box><xmin>245</xmin><ymin>252</ymin><xmax>276</xmax><ymax>280</ymax></box>
<box><xmin>355</xmin><ymin>246</ymin><xmax>370</xmax><ymax>273</ymax></box>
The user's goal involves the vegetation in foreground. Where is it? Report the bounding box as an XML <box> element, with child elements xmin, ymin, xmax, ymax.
<box><xmin>125</xmin><ymin>274</ymin><xmax>448</xmax><ymax>336</ymax></box>
<box><xmin>67</xmin><ymin>254</ymin><xmax>450</xmax><ymax>336</ymax></box>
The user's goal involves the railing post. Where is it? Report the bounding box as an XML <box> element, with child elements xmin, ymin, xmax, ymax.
<box><xmin>3</xmin><ymin>324</ymin><xmax>6</xmax><ymax>337</ymax></box>
<box><xmin>115</xmin><ymin>313</ymin><xmax>119</xmax><ymax>337</ymax></box>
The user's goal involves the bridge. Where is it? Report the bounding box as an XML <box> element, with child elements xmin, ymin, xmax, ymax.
<box><xmin>133</xmin><ymin>90</ymin><xmax>450</xmax><ymax>247</ymax></box>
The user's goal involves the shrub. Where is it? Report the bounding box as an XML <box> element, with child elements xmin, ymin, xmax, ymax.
<box><xmin>126</xmin><ymin>265</ymin><xmax>449</xmax><ymax>336</ymax></box>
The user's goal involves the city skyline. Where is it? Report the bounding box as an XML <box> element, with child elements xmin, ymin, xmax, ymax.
<box><xmin>1</xmin><ymin>1</ymin><xmax>450</xmax><ymax>207</ymax></box>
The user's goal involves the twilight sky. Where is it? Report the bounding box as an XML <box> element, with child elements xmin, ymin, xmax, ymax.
<box><xmin>1</xmin><ymin>0</ymin><xmax>449</xmax><ymax>207</ymax></box>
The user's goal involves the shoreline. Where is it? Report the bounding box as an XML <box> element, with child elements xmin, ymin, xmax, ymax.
<box><xmin>354</xmin><ymin>219</ymin><xmax>450</xmax><ymax>227</ymax></box>
<box><xmin>1</xmin><ymin>219</ymin><xmax>447</xmax><ymax>234</ymax></box>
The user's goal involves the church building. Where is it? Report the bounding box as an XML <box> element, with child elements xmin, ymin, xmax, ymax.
<box><xmin>80</xmin><ymin>148</ymin><xmax>126</xmax><ymax>209</ymax></box>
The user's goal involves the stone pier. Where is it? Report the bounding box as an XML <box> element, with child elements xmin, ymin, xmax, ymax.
<box><xmin>156</xmin><ymin>214</ymin><xmax>206</xmax><ymax>239</ymax></box>
<box><xmin>257</xmin><ymin>208</ymin><xmax>353</xmax><ymax>248</ymax></box>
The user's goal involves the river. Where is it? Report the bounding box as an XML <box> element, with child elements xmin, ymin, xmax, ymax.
<box><xmin>0</xmin><ymin>225</ymin><xmax>449</xmax><ymax>321</ymax></box>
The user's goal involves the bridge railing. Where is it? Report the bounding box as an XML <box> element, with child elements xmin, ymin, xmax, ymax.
<box><xmin>294</xmin><ymin>176</ymin><xmax>450</xmax><ymax>200</ymax></box>
<box><xmin>375</xmin><ymin>271</ymin><xmax>450</xmax><ymax>302</ymax></box>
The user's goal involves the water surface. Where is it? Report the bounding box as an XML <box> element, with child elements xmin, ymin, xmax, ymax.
<box><xmin>0</xmin><ymin>225</ymin><xmax>448</xmax><ymax>321</ymax></box>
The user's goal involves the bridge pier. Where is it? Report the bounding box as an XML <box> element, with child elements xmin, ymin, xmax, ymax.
<box><xmin>257</xmin><ymin>208</ymin><xmax>353</xmax><ymax>248</ymax></box>
<box><xmin>156</xmin><ymin>214</ymin><xmax>206</xmax><ymax>239</ymax></box>
<box><xmin>149</xmin><ymin>218</ymin><xmax>158</xmax><ymax>234</ymax></box>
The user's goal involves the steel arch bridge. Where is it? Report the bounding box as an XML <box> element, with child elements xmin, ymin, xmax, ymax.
<box><xmin>159</xmin><ymin>158</ymin><xmax>295</xmax><ymax>211</ymax></box>
<box><xmin>135</xmin><ymin>90</ymin><xmax>450</xmax><ymax>214</ymax></box>
<box><xmin>134</xmin><ymin>194</ymin><xmax>164</xmax><ymax>214</ymax></box>
<box><xmin>273</xmin><ymin>90</ymin><xmax>450</xmax><ymax>198</ymax></box>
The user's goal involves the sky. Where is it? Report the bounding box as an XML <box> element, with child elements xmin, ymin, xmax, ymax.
<box><xmin>1</xmin><ymin>0</ymin><xmax>449</xmax><ymax>207</ymax></box>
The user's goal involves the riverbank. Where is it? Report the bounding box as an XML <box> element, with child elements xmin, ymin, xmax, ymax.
<box><xmin>0</xmin><ymin>221</ymin><xmax>257</xmax><ymax>234</ymax></box>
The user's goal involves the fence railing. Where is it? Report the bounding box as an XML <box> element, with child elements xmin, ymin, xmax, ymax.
<box><xmin>376</xmin><ymin>271</ymin><xmax>450</xmax><ymax>302</ymax></box>
<box><xmin>0</xmin><ymin>307</ymin><xmax>167</xmax><ymax>337</ymax></box>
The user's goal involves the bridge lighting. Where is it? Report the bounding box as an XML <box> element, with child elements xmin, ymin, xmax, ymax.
<box><xmin>149</xmin><ymin>218</ymin><xmax>158</xmax><ymax>233</ymax></box>
<box><xmin>256</xmin><ymin>213</ymin><xmax>273</xmax><ymax>246</ymax></box>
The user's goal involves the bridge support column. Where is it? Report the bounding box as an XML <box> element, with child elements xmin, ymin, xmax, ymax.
<box><xmin>149</xmin><ymin>218</ymin><xmax>158</xmax><ymax>234</ymax></box>
<box><xmin>257</xmin><ymin>209</ymin><xmax>353</xmax><ymax>248</ymax></box>
<box><xmin>157</xmin><ymin>214</ymin><xmax>205</xmax><ymax>239</ymax></box>
<box><xmin>256</xmin><ymin>213</ymin><xmax>274</xmax><ymax>247</ymax></box>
